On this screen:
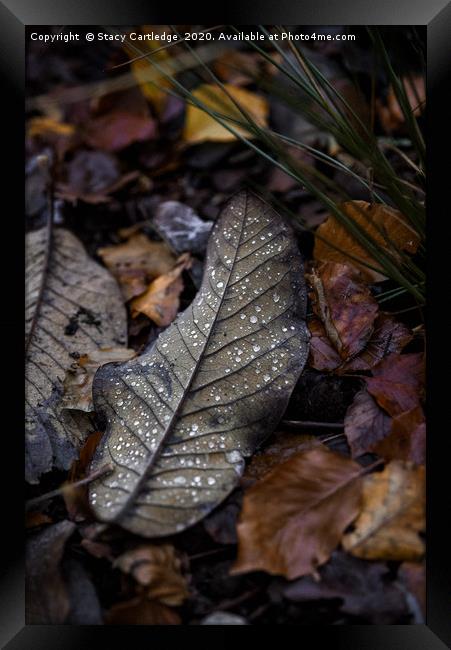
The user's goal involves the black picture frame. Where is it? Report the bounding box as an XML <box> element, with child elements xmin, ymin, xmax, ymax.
<box><xmin>2</xmin><ymin>0</ymin><xmax>450</xmax><ymax>646</ymax></box>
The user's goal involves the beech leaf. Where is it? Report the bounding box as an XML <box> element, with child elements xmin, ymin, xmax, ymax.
<box><xmin>232</xmin><ymin>446</ymin><xmax>362</xmax><ymax>579</ymax></box>
<box><xmin>25</xmin><ymin>227</ymin><xmax>128</xmax><ymax>483</ymax></box>
<box><xmin>88</xmin><ymin>191</ymin><xmax>309</xmax><ymax>537</ymax></box>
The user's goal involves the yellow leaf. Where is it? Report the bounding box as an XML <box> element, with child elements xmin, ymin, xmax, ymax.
<box><xmin>184</xmin><ymin>83</ymin><xmax>268</xmax><ymax>144</ymax></box>
<box><xmin>124</xmin><ymin>25</ymin><xmax>172</xmax><ymax>114</ymax></box>
<box><xmin>314</xmin><ymin>201</ymin><xmax>420</xmax><ymax>282</ymax></box>
<box><xmin>27</xmin><ymin>117</ymin><xmax>75</xmax><ymax>138</ymax></box>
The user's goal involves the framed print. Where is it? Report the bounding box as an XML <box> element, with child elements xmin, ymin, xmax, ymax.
<box><xmin>0</xmin><ymin>0</ymin><xmax>450</xmax><ymax>646</ymax></box>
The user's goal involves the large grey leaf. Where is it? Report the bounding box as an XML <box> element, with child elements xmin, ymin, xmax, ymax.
<box><xmin>26</xmin><ymin>227</ymin><xmax>127</xmax><ymax>483</ymax></box>
<box><xmin>88</xmin><ymin>191</ymin><xmax>310</xmax><ymax>536</ymax></box>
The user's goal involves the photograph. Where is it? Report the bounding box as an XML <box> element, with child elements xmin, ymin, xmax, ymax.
<box><xmin>23</xmin><ymin>22</ymin><xmax>428</xmax><ymax>628</ymax></box>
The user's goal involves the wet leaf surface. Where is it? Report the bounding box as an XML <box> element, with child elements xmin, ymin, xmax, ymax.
<box><xmin>88</xmin><ymin>191</ymin><xmax>309</xmax><ymax>537</ymax></box>
<box><xmin>25</xmin><ymin>227</ymin><xmax>128</xmax><ymax>483</ymax></box>
<box><xmin>232</xmin><ymin>446</ymin><xmax>362</xmax><ymax>579</ymax></box>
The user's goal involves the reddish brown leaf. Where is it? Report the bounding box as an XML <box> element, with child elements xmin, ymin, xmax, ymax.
<box><xmin>365</xmin><ymin>353</ymin><xmax>424</xmax><ymax>417</ymax></box>
<box><xmin>84</xmin><ymin>110</ymin><xmax>157</xmax><ymax>152</ymax></box>
<box><xmin>106</xmin><ymin>598</ymin><xmax>181</xmax><ymax>625</ymax></box>
<box><xmin>25</xmin><ymin>511</ymin><xmax>53</xmax><ymax>529</ymax></box>
<box><xmin>344</xmin><ymin>389</ymin><xmax>391</xmax><ymax>458</ymax></box>
<box><xmin>374</xmin><ymin>406</ymin><xmax>426</xmax><ymax>465</ymax></box>
<box><xmin>308</xmin><ymin>262</ymin><xmax>378</xmax><ymax>361</ymax></box>
<box><xmin>232</xmin><ymin>446</ymin><xmax>362</xmax><ymax>579</ymax></box>
<box><xmin>341</xmin><ymin>314</ymin><xmax>413</xmax><ymax>373</ymax></box>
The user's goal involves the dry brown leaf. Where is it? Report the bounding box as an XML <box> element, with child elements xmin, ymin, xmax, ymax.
<box><xmin>61</xmin><ymin>348</ymin><xmax>136</xmax><ymax>413</ymax></box>
<box><xmin>106</xmin><ymin>598</ymin><xmax>181</xmax><ymax>625</ymax></box>
<box><xmin>342</xmin><ymin>461</ymin><xmax>425</xmax><ymax>561</ymax></box>
<box><xmin>232</xmin><ymin>446</ymin><xmax>362</xmax><ymax>579</ymax></box>
<box><xmin>314</xmin><ymin>201</ymin><xmax>420</xmax><ymax>282</ymax></box>
<box><xmin>114</xmin><ymin>544</ymin><xmax>189</xmax><ymax>606</ymax></box>
<box><xmin>130</xmin><ymin>253</ymin><xmax>192</xmax><ymax>326</ymax></box>
<box><xmin>184</xmin><ymin>83</ymin><xmax>268</xmax><ymax>144</ymax></box>
<box><xmin>307</xmin><ymin>317</ymin><xmax>342</xmax><ymax>371</ymax></box>
<box><xmin>365</xmin><ymin>352</ymin><xmax>424</xmax><ymax>417</ymax></box>
<box><xmin>308</xmin><ymin>262</ymin><xmax>378</xmax><ymax>361</ymax></box>
<box><xmin>27</xmin><ymin>116</ymin><xmax>75</xmax><ymax>138</ymax></box>
<box><xmin>98</xmin><ymin>233</ymin><xmax>177</xmax><ymax>301</ymax></box>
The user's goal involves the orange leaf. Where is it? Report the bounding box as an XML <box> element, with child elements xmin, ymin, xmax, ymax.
<box><xmin>130</xmin><ymin>253</ymin><xmax>192</xmax><ymax>326</ymax></box>
<box><xmin>314</xmin><ymin>201</ymin><xmax>420</xmax><ymax>282</ymax></box>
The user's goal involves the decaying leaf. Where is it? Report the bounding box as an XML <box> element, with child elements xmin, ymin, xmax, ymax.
<box><xmin>61</xmin><ymin>348</ymin><xmax>136</xmax><ymax>413</ymax></box>
<box><xmin>26</xmin><ymin>520</ymin><xmax>76</xmax><ymax>624</ymax></box>
<box><xmin>130</xmin><ymin>254</ymin><xmax>192</xmax><ymax>326</ymax></box>
<box><xmin>184</xmin><ymin>84</ymin><xmax>269</xmax><ymax>144</ymax></box>
<box><xmin>232</xmin><ymin>446</ymin><xmax>362</xmax><ymax>579</ymax></box>
<box><xmin>88</xmin><ymin>191</ymin><xmax>310</xmax><ymax>537</ymax></box>
<box><xmin>83</xmin><ymin>110</ymin><xmax>156</xmax><ymax>152</ymax></box>
<box><xmin>344</xmin><ymin>389</ymin><xmax>391</xmax><ymax>458</ymax></box>
<box><xmin>308</xmin><ymin>262</ymin><xmax>378</xmax><ymax>361</ymax></box>
<box><xmin>365</xmin><ymin>352</ymin><xmax>424</xmax><ymax>417</ymax></box>
<box><xmin>342</xmin><ymin>461</ymin><xmax>425</xmax><ymax>561</ymax></box>
<box><xmin>25</xmin><ymin>227</ymin><xmax>128</xmax><ymax>483</ymax></box>
<box><xmin>114</xmin><ymin>544</ymin><xmax>189</xmax><ymax>605</ymax></box>
<box><xmin>153</xmin><ymin>201</ymin><xmax>213</xmax><ymax>255</ymax></box>
<box><xmin>98</xmin><ymin>233</ymin><xmax>176</xmax><ymax>301</ymax></box>
<box><xmin>314</xmin><ymin>201</ymin><xmax>420</xmax><ymax>281</ymax></box>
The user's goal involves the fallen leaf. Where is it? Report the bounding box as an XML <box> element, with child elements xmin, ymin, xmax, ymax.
<box><xmin>344</xmin><ymin>389</ymin><xmax>391</xmax><ymax>458</ymax></box>
<box><xmin>106</xmin><ymin>598</ymin><xmax>181</xmax><ymax>625</ymax></box>
<box><xmin>314</xmin><ymin>201</ymin><xmax>420</xmax><ymax>281</ymax></box>
<box><xmin>61</xmin><ymin>347</ymin><xmax>136</xmax><ymax>413</ymax></box>
<box><xmin>114</xmin><ymin>544</ymin><xmax>189</xmax><ymax>605</ymax></box>
<box><xmin>125</xmin><ymin>25</ymin><xmax>173</xmax><ymax>114</ymax></box>
<box><xmin>153</xmin><ymin>201</ymin><xmax>213</xmax><ymax>255</ymax></box>
<box><xmin>203</xmin><ymin>490</ymin><xmax>243</xmax><ymax>545</ymax></box>
<box><xmin>307</xmin><ymin>317</ymin><xmax>342</xmax><ymax>371</ymax></box>
<box><xmin>341</xmin><ymin>313</ymin><xmax>413</xmax><ymax>373</ymax></box>
<box><xmin>98</xmin><ymin>233</ymin><xmax>177</xmax><ymax>301</ymax></box>
<box><xmin>84</xmin><ymin>110</ymin><xmax>156</xmax><ymax>152</ymax></box>
<box><xmin>308</xmin><ymin>262</ymin><xmax>378</xmax><ymax>360</ymax></box>
<box><xmin>232</xmin><ymin>446</ymin><xmax>362</xmax><ymax>579</ymax></box>
<box><xmin>130</xmin><ymin>253</ymin><xmax>192</xmax><ymax>326</ymax></box>
<box><xmin>88</xmin><ymin>190</ymin><xmax>310</xmax><ymax>537</ymax></box>
<box><xmin>342</xmin><ymin>461</ymin><xmax>425</xmax><ymax>561</ymax></box>
<box><xmin>25</xmin><ymin>227</ymin><xmax>128</xmax><ymax>483</ymax></box>
<box><xmin>374</xmin><ymin>406</ymin><xmax>426</xmax><ymax>465</ymax></box>
<box><xmin>27</xmin><ymin>116</ymin><xmax>75</xmax><ymax>138</ymax></box>
<box><xmin>214</xmin><ymin>50</ymin><xmax>262</xmax><ymax>86</ymax></box>
<box><xmin>25</xmin><ymin>511</ymin><xmax>53</xmax><ymax>529</ymax></box>
<box><xmin>365</xmin><ymin>352</ymin><xmax>424</xmax><ymax>417</ymax></box>
<box><xmin>377</xmin><ymin>76</ymin><xmax>425</xmax><ymax>134</ymax></box>
<box><xmin>283</xmin><ymin>550</ymin><xmax>409</xmax><ymax>624</ymax></box>
<box><xmin>26</xmin><ymin>520</ymin><xmax>75</xmax><ymax>624</ymax></box>
<box><xmin>184</xmin><ymin>83</ymin><xmax>268</xmax><ymax>144</ymax></box>
<box><xmin>200</xmin><ymin>611</ymin><xmax>248</xmax><ymax>625</ymax></box>
<box><xmin>64</xmin><ymin>557</ymin><xmax>103</xmax><ymax>625</ymax></box>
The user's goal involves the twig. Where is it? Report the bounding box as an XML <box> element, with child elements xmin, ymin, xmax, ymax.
<box><xmin>282</xmin><ymin>420</ymin><xmax>344</xmax><ymax>430</ymax></box>
<box><xmin>25</xmin><ymin>464</ymin><xmax>113</xmax><ymax>511</ymax></box>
